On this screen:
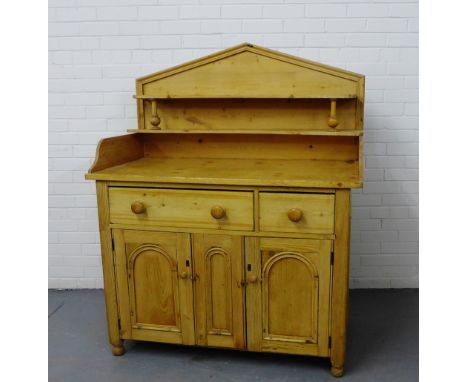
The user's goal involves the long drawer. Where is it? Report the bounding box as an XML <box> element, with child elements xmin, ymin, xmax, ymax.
<box><xmin>259</xmin><ymin>192</ymin><xmax>335</xmax><ymax>234</ymax></box>
<box><xmin>109</xmin><ymin>187</ymin><xmax>254</xmax><ymax>231</ymax></box>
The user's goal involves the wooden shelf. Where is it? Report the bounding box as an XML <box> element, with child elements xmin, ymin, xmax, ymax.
<box><xmin>85</xmin><ymin>157</ymin><xmax>361</xmax><ymax>188</ymax></box>
<box><xmin>127</xmin><ymin>129</ymin><xmax>363</xmax><ymax>137</ymax></box>
<box><xmin>133</xmin><ymin>95</ymin><xmax>358</xmax><ymax>100</ymax></box>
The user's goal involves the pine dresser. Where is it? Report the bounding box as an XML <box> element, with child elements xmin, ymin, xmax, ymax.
<box><xmin>86</xmin><ymin>44</ymin><xmax>364</xmax><ymax>377</ymax></box>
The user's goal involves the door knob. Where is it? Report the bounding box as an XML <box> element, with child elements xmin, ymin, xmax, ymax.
<box><xmin>247</xmin><ymin>275</ymin><xmax>258</xmax><ymax>284</ymax></box>
<box><xmin>180</xmin><ymin>272</ymin><xmax>188</xmax><ymax>279</ymax></box>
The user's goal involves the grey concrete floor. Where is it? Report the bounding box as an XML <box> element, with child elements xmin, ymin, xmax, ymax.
<box><xmin>49</xmin><ymin>289</ymin><xmax>418</xmax><ymax>382</ymax></box>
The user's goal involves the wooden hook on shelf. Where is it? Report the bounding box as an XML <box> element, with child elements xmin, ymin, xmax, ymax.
<box><xmin>327</xmin><ymin>99</ymin><xmax>339</xmax><ymax>128</ymax></box>
<box><xmin>150</xmin><ymin>100</ymin><xmax>161</xmax><ymax>129</ymax></box>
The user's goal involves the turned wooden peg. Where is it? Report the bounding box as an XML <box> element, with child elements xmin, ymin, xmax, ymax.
<box><xmin>328</xmin><ymin>99</ymin><xmax>339</xmax><ymax>128</ymax></box>
<box><xmin>150</xmin><ymin>100</ymin><xmax>161</xmax><ymax>128</ymax></box>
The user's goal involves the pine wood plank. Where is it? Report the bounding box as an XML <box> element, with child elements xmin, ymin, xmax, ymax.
<box><xmin>143</xmin><ymin>134</ymin><xmax>359</xmax><ymax>162</ymax></box>
<box><xmin>330</xmin><ymin>189</ymin><xmax>351</xmax><ymax>377</ymax></box>
<box><xmin>88</xmin><ymin>134</ymin><xmax>143</xmax><ymax>173</ymax></box>
<box><xmin>127</xmin><ymin>129</ymin><xmax>363</xmax><ymax>137</ymax></box>
<box><xmin>110</xmin><ymin>223</ymin><xmax>336</xmax><ymax>240</ymax></box>
<box><xmin>134</xmin><ymin>95</ymin><xmax>357</xmax><ymax>100</ymax></box>
<box><xmin>86</xmin><ymin>157</ymin><xmax>361</xmax><ymax>188</ymax></box>
<box><xmin>106</xmin><ymin>181</ymin><xmax>335</xmax><ymax>194</ymax></box>
<box><xmin>96</xmin><ymin>181</ymin><xmax>124</xmax><ymax>355</ymax></box>
<box><xmin>141</xmin><ymin>51</ymin><xmax>358</xmax><ymax>99</ymax></box>
<box><xmin>137</xmin><ymin>44</ymin><xmax>362</xmax><ymax>85</ymax></box>
<box><xmin>138</xmin><ymin>98</ymin><xmax>357</xmax><ymax>132</ymax></box>
<box><xmin>245</xmin><ymin>237</ymin><xmax>262</xmax><ymax>352</ymax></box>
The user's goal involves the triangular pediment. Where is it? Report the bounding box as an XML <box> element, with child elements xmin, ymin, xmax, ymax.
<box><xmin>137</xmin><ymin>44</ymin><xmax>363</xmax><ymax>99</ymax></box>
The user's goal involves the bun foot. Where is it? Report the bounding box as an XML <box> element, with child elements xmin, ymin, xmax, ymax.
<box><xmin>112</xmin><ymin>345</ymin><xmax>125</xmax><ymax>356</ymax></box>
<box><xmin>331</xmin><ymin>366</ymin><xmax>344</xmax><ymax>377</ymax></box>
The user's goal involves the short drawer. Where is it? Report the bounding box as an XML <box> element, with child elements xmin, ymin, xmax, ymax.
<box><xmin>259</xmin><ymin>192</ymin><xmax>335</xmax><ymax>234</ymax></box>
<box><xmin>109</xmin><ymin>187</ymin><xmax>254</xmax><ymax>231</ymax></box>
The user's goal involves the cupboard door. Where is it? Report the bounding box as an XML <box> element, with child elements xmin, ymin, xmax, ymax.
<box><xmin>245</xmin><ymin>237</ymin><xmax>331</xmax><ymax>356</ymax></box>
<box><xmin>114</xmin><ymin>229</ymin><xmax>195</xmax><ymax>345</ymax></box>
<box><xmin>193</xmin><ymin>234</ymin><xmax>245</xmax><ymax>349</ymax></box>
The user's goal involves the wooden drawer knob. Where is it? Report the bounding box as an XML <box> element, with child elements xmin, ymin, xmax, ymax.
<box><xmin>179</xmin><ymin>272</ymin><xmax>188</xmax><ymax>279</ymax></box>
<box><xmin>131</xmin><ymin>201</ymin><xmax>146</xmax><ymax>214</ymax></box>
<box><xmin>287</xmin><ymin>208</ymin><xmax>303</xmax><ymax>222</ymax></box>
<box><xmin>210</xmin><ymin>205</ymin><xmax>225</xmax><ymax>219</ymax></box>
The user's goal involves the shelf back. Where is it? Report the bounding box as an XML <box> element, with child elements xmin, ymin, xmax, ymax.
<box><xmin>141</xmin><ymin>98</ymin><xmax>358</xmax><ymax>132</ymax></box>
<box><xmin>143</xmin><ymin>134</ymin><xmax>359</xmax><ymax>162</ymax></box>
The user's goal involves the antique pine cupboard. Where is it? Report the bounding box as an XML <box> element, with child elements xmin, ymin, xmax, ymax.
<box><xmin>85</xmin><ymin>44</ymin><xmax>364</xmax><ymax>377</ymax></box>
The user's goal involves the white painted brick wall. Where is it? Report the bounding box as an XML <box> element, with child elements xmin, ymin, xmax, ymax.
<box><xmin>49</xmin><ymin>0</ymin><xmax>419</xmax><ymax>289</ymax></box>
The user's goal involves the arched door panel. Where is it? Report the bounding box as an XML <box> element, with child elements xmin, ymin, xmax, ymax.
<box><xmin>246</xmin><ymin>237</ymin><xmax>332</xmax><ymax>357</ymax></box>
<box><xmin>114</xmin><ymin>229</ymin><xmax>195</xmax><ymax>345</ymax></box>
<box><xmin>193</xmin><ymin>234</ymin><xmax>245</xmax><ymax>349</ymax></box>
<box><xmin>128</xmin><ymin>244</ymin><xmax>179</xmax><ymax>329</ymax></box>
<box><xmin>263</xmin><ymin>252</ymin><xmax>319</xmax><ymax>342</ymax></box>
